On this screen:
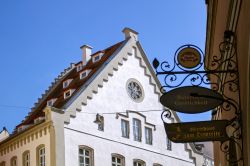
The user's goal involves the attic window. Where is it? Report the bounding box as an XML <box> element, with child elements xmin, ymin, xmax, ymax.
<box><xmin>47</xmin><ymin>98</ymin><xmax>57</xmax><ymax>106</ymax></box>
<box><xmin>17</xmin><ymin>125</ymin><xmax>31</xmax><ymax>133</ymax></box>
<box><xmin>63</xmin><ymin>79</ymin><xmax>73</xmax><ymax>89</ymax></box>
<box><xmin>64</xmin><ymin>89</ymin><xmax>75</xmax><ymax>99</ymax></box>
<box><xmin>80</xmin><ymin>70</ymin><xmax>91</xmax><ymax>79</ymax></box>
<box><xmin>76</xmin><ymin>64</ymin><xmax>83</xmax><ymax>72</ymax></box>
<box><xmin>92</xmin><ymin>52</ymin><xmax>104</xmax><ymax>63</ymax></box>
<box><xmin>34</xmin><ymin>116</ymin><xmax>45</xmax><ymax>124</ymax></box>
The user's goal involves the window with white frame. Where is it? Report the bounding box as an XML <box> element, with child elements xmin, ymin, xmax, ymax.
<box><xmin>10</xmin><ymin>156</ymin><xmax>17</xmax><ymax>166</ymax></box>
<box><xmin>47</xmin><ymin>98</ymin><xmax>57</xmax><ymax>106</ymax></box>
<box><xmin>133</xmin><ymin>118</ymin><xmax>141</xmax><ymax>142</ymax></box>
<box><xmin>64</xmin><ymin>89</ymin><xmax>75</xmax><ymax>99</ymax></box>
<box><xmin>94</xmin><ymin>55</ymin><xmax>100</xmax><ymax>62</ymax></box>
<box><xmin>79</xmin><ymin>146</ymin><xmax>94</xmax><ymax>166</ymax></box>
<box><xmin>92</xmin><ymin>52</ymin><xmax>104</xmax><ymax>63</ymax></box>
<box><xmin>77</xmin><ymin>64</ymin><xmax>83</xmax><ymax>72</ymax></box>
<box><xmin>63</xmin><ymin>79</ymin><xmax>72</xmax><ymax>89</ymax></box>
<box><xmin>166</xmin><ymin>137</ymin><xmax>172</xmax><ymax>150</ymax></box>
<box><xmin>133</xmin><ymin>159</ymin><xmax>145</xmax><ymax>166</ymax></box>
<box><xmin>80</xmin><ymin>70</ymin><xmax>90</xmax><ymax>80</ymax></box>
<box><xmin>37</xmin><ymin>146</ymin><xmax>45</xmax><ymax>166</ymax></box>
<box><xmin>23</xmin><ymin>150</ymin><xmax>30</xmax><ymax>166</ymax></box>
<box><xmin>145</xmin><ymin>127</ymin><xmax>153</xmax><ymax>145</ymax></box>
<box><xmin>121</xmin><ymin>119</ymin><xmax>129</xmax><ymax>138</ymax></box>
<box><xmin>111</xmin><ymin>154</ymin><xmax>125</xmax><ymax>166</ymax></box>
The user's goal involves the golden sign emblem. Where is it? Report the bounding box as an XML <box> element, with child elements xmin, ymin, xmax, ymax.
<box><xmin>177</xmin><ymin>47</ymin><xmax>201</xmax><ymax>69</ymax></box>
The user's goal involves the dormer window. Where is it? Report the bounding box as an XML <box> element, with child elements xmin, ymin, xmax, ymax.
<box><xmin>63</xmin><ymin>79</ymin><xmax>73</xmax><ymax>89</ymax></box>
<box><xmin>80</xmin><ymin>70</ymin><xmax>91</xmax><ymax>79</ymax></box>
<box><xmin>47</xmin><ymin>98</ymin><xmax>57</xmax><ymax>106</ymax></box>
<box><xmin>92</xmin><ymin>52</ymin><xmax>104</xmax><ymax>63</ymax></box>
<box><xmin>64</xmin><ymin>89</ymin><xmax>75</xmax><ymax>99</ymax></box>
<box><xmin>34</xmin><ymin>116</ymin><xmax>45</xmax><ymax>124</ymax></box>
<box><xmin>76</xmin><ymin>64</ymin><xmax>83</xmax><ymax>72</ymax></box>
<box><xmin>17</xmin><ymin>125</ymin><xmax>31</xmax><ymax>133</ymax></box>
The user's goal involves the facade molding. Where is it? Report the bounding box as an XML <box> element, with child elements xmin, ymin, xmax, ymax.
<box><xmin>64</xmin><ymin>126</ymin><xmax>194</xmax><ymax>164</ymax></box>
<box><xmin>136</xmin><ymin>42</ymin><xmax>162</xmax><ymax>98</ymax></box>
<box><xmin>0</xmin><ymin>121</ymin><xmax>52</xmax><ymax>156</ymax></box>
<box><xmin>116</xmin><ymin>110</ymin><xmax>156</xmax><ymax>130</ymax></box>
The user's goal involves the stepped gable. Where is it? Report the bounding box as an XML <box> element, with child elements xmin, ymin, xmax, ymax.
<box><xmin>15</xmin><ymin>40</ymin><xmax>125</xmax><ymax>130</ymax></box>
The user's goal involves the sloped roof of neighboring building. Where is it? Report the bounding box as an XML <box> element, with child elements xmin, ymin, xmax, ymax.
<box><xmin>15</xmin><ymin>40</ymin><xmax>125</xmax><ymax>131</ymax></box>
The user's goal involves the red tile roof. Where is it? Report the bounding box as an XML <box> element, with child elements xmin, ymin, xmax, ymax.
<box><xmin>15</xmin><ymin>40</ymin><xmax>125</xmax><ymax>131</ymax></box>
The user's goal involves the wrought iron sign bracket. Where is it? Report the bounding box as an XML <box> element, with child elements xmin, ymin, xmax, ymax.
<box><xmin>153</xmin><ymin>31</ymin><xmax>243</xmax><ymax>165</ymax></box>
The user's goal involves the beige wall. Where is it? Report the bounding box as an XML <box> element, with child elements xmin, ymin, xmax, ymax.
<box><xmin>0</xmin><ymin>121</ymin><xmax>52</xmax><ymax>166</ymax></box>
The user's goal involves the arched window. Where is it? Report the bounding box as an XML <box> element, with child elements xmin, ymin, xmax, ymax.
<box><xmin>0</xmin><ymin>161</ymin><xmax>5</xmax><ymax>166</ymax></box>
<box><xmin>111</xmin><ymin>153</ymin><xmax>125</xmax><ymax>166</ymax></box>
<box><xmin>23</xmin><ymin>150</ymin><xmax>30</xmax><ymax>166</ymax></box>
<box><xmin>36</xmin><ymin>144</ymin><xmax>45</xmax><ymax>166</ymax></box>
<box><xmin>133</xmin><ymin>159</ymin><xmax>145</xmax><ymax>166</ymax></box>
<box><xmin>10</xmin><ymin>156</ymin><xmax>17</xmax><ymax>166</ymax></box>
<box><xmin>153</xmin><ymin>164</ymin><xmax>162</xmax><ymax>166</ymax></box>
<box><xmin>79</xmin><ymin>145</ymin><xmax>94</xmax><ymax>166</ymax></box>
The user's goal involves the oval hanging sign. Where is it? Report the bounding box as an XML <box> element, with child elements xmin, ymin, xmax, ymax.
<box><xmin>177</xmin><ymin>47</ymin><xmax>201</xmax><ymax>69</ymax></box>
<box><xmin>160</xmin><ymin>86</ymin><xmax>224</xmax><ymax>114</ymax></box>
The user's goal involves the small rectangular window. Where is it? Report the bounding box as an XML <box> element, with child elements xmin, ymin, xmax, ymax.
<box><xmin>93</xmin><ymin>52</ymin><xmax>103</xmax><ymax>63</ymax></box>
<box><xmin>47</xmin><ymin>98</ymin><xmax>57</xmax><ymax>106</ymax></box>
<box><xmin>64</xmin><ymin>90</ymin><xmax>71</xmax><ymax>99</ymax></box>
<box><xmin>79</xmin><ymin>147</ymin><xmax>93</xmax><ymax>166</ymax></box>
<box><xmin>133</xmin><ymin>118</ymin><xmax>141</xmax><ymax>142</ymax></box>
<box><xmin>94</xmin><ymin>55</ymin><xmax>100</xmax><ymax>62</ymax></box>
<box><xmin>121</xmin><ymin>119</ymin><xmax>129</xmax><ymax>138</ymax></box>
<box><xmin>77</xmin><ymin>64</ymin><xmax>83</xmax><ymax>72</ymax></box>
<box><xmin>80</xmin><ymin>70</ymin><xmax>91</xmax><ymax>79</ymax></box>
<box><xmin>145</xmin><ymin>127</ymin><xmax>153</xmax><ymax>145</ymax></box>
<box><xmin>63</xmin><ymin>79</ymin><xmax>72</xmax><ymax>89</ymax></box>
<box><xmin>111</xmin><ymin>155</ymin><xmax>124</xmax><ymax>166</ymax></box>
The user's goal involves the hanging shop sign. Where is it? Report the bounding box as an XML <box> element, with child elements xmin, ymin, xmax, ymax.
<box><xmin>177</xmin><ymin>47</ymin><xmax>201</xmax><ymax>69</ymax></box>
<box><xmin>160</xmin><ymin>86</ymin><xmax>224</xmax><ymax>114</ymax></box>
<box><xmin>164</xmin><ymin>120</ymin><xmax>229</xmax><ymax>143</ymax></box>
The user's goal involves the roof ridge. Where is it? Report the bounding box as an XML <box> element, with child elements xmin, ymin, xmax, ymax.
<box><xmin>21</xmin><ymin>64</ymin><xmax>75</xmax><ymax>124</ymax></box>
<box><xmin>16</xmin><ymin>40</ymin><xmax>125</xmax><ymax>129</ymax></box>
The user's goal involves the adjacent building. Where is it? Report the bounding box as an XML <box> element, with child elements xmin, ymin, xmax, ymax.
<box><xmin>205</xmin><ymin>0</ymin><xmax>250</xmax><ymax>165</ymax></box>
<box><xmin>0</xmin><ymin>28</ymin><xmax>203</xmax><ymax>166</ymax></box>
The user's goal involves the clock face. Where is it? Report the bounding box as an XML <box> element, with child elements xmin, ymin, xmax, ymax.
<box><xmin>126</xmin><ymin>79</ymin><xmax>144</xmax><ymax>102</ymax></box>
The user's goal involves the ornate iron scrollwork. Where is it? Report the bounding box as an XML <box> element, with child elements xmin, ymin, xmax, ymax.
<box><xmin>153</xmin><ymin>31</ymin><xmax>243</xmax><ymax>165</ymax></box>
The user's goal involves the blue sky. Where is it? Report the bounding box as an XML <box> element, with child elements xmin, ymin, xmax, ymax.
<box><xmin>0</xmin><ymin>0</ymin><xmax>207</xmax><ymax>132</ymax></box>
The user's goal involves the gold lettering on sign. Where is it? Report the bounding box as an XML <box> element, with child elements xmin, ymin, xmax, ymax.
<box><xmin>177</xmin><ymin>47</ymin><xmax>201</xmax><ymax>69</ymax></box>
<box><xmin>196</xmin><ymin>131</ymin><xmax>221</xmax><ymax>138</ymax></box>
<box><xmin>174</xmin><ymin>95</ymin><xmax>208</xmax><ymax>106</ymax></box>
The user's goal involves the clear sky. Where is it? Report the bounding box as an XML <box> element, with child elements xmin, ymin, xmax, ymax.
<box><xmin>0</xmin><ymin>0</ymin><xmax>207</xmax><ymax>132</ymax></box>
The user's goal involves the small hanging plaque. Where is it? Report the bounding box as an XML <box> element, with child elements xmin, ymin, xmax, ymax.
<box><xmin>177</xmin><ymin>47</ymin><xmax>201</xmax><ymax>69</ymax></box>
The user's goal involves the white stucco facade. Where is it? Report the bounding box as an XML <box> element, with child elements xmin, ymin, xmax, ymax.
<box><xmin>59</xmin><ymin>29</ymin><xmax>203</xmax><ymax>166</ymax></box>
